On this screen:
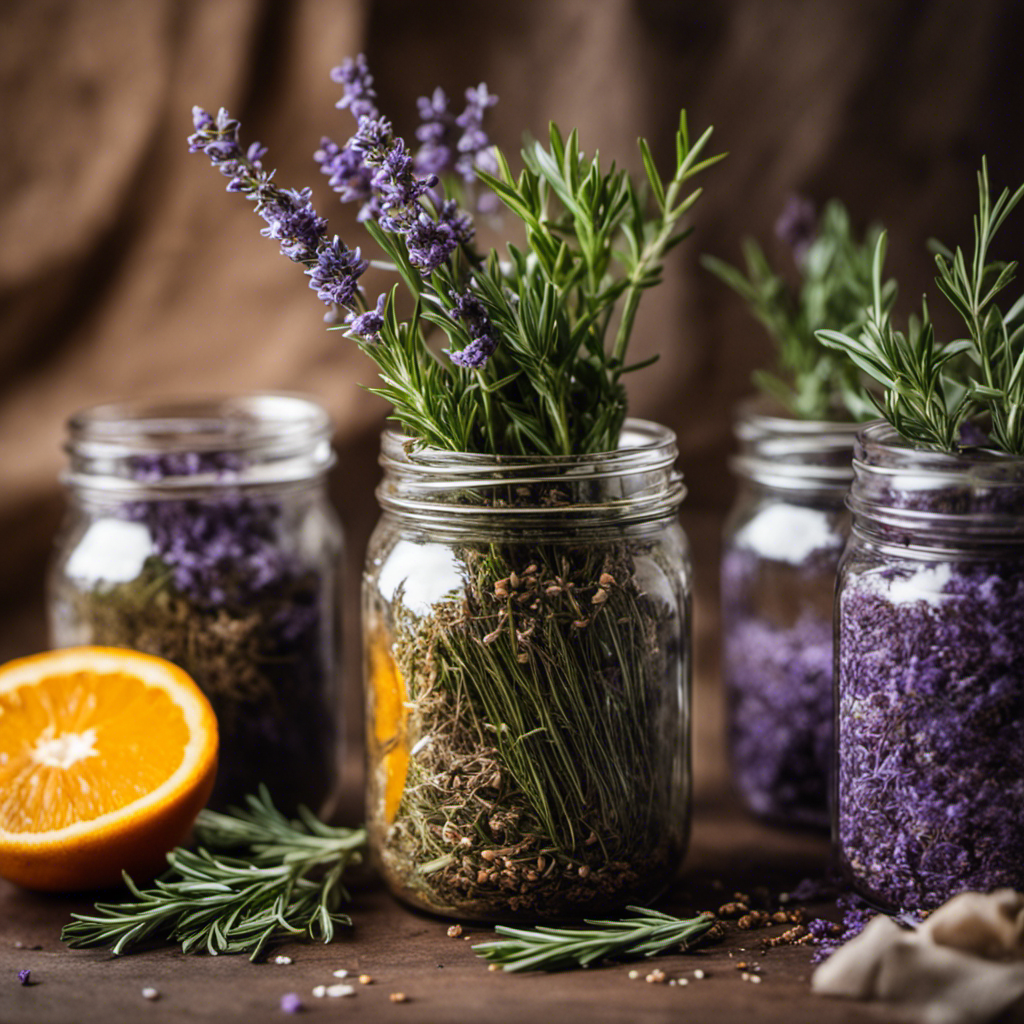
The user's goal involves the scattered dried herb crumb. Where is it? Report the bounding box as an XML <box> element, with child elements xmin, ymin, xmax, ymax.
<box><xmin>447</xmin><ymin>925</ymin><xmax>463</xmax><ymax>938</ymax></box>
<box><xmin>141</xmin><ymin>987</ymin><xmax>159</xmax><ymax>1001</ymax></box>
<box><xmin>280</xmin><ymin>993</ymin><xmax>303</xmax><ymax>1013</ymax></box>
<box><xmin>389</xmin><ymin>992</ymin><xmax>410</xmax><ymax>1003</ymax></box>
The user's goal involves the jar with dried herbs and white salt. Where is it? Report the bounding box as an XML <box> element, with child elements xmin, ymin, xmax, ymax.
<box><xmin>722</xmin><ymin>399</ymin><xmax>857</xmax><ymax>829</ymax></box>
<box><xmin>363</xmin><ymin>420</ymin><xmax>692</xmax><ymax>921</ymax></box>
<box><xmin>49</xmin><ymin>394</ymin><xmax>342</xmax><ymax>813</ymax></box>
<box><xmin>835</xmin><ymin>422</ymin><xmax>1024</xmax><ymax>911</ymax></box>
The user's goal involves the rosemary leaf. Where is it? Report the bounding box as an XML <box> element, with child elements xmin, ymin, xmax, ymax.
<box><xmin>473</xmin><ymin>906</ymin><xmax>716</xmax><ymax>973</ymax></box>
<box><xmin>61</xmin><ymin>786</ymin><xmax>366</xmax><ymax>961</ymax></box>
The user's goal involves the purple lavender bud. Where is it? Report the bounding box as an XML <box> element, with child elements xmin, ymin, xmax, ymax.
<box><xmin>371</xmin><ymin>142</ymin><xmax>434</xmax><ymax>211</ymax></box>
<box><xmin>775</xmin><ymin>195</ymin><xmax>817</xmax><ymax>264</ymax></box>
<box><xmin>330</xmin><ymin>54</ymin><xmax>379</xmax><ymax>121</ymax></box>
<box><xmin>279</xmin><ymin>992</ymin><xmax>303</xmax><ymax>1013</ymax></box>
<box><xmin>305</xmin><ymin>236</ymin><xmax>367</xmax><ymax>308</ymax></box>
<box><xmin>403</xmin><ymin>211</ymin><xmax>459</xmax><ymax>274</ymax></box>
<box><xmin>449</xmin><ymin>334</ymin><xmax>498</xmax><ymax>369</ymax></box>
<box><xmin>345</xmin><ymin>293</ymin><xmax>387</xmax><ymax>342</ymax></box>
<box><xmin>17</xmin><ymin>970</ymin><xmax>30</xmax><ymax>985</ymax></box>
<box><xmin>350</xmin><ymin>114</ymin><xmax>394</xmax><ymax>159</ymax></box>
<box><xmin>192</xmin><ymin>106</ymin><xmax>215</xmax><ymax>131</ymax></box>
<box><xmin>258</xmin><ymin>187</ymin><xmax>328</xmax><ymax>262</ymax></box>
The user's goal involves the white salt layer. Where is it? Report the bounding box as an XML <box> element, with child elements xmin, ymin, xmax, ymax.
<box><xmin>735</xmin><ymin>504</ymin><xmax>839</xmax><ymax>564</ymax></box>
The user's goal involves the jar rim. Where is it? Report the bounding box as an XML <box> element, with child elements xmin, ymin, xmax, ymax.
<box><xmin>854</xmin><ymin>420</ymin><xmax>1024</xmax><ymax>476</ymax></box>
<box><xmin>64</xmin><ymin>392</ymin><xmax>335</xmax><ymax>492</ymax></box>
<box><xmin>376</xmin><ymin>418</ymin><xmax>686</xmax><ymax>527</ymax></box>
<box><xmin>849</xmin><ymin>422</ymin><xmax>1024</xmax><ymax>546</ymax></box>
<box><xmin>730</xmin><ymin>396</ymin><xmax>860</xmax><ymax>493</ymax></box>
<box><xmin>734</xmin><ymin>395</ymin><xmax>863</xmax><ymax>437</ymax></box>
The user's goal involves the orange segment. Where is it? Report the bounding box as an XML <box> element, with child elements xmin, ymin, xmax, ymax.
<box><xmin>368</xmin><ymin>635</ymin><xmax>409</xmax><ymax>822</ymax></box>
<box><xmin>0</xmin><ymin>647</ymin><xmax>218</xmax><ymax>892</ymax></box>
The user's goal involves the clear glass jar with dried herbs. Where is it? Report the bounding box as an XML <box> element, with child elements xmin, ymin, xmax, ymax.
<box><xmin>49</xmin><ymin>394</ymin><xmax>342</xmax><ymax>814</ymax></box>
<box><xmin>363</xmin><ymin>421</ymin><xmax>692</xmax><ymax>921</ymax></box>
<box><xmin>836</xmin><ymin>423</ymin><xmax>1024</xmax><ymax>911</ymax></box>
<box><xmin>721</xmin><ymin>400</ymin><xmax>857</xmax><ymax>829</ymax></box>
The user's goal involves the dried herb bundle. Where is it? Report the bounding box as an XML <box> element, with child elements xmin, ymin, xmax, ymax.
<box><xmin>369</xmin><ymin>539</ymin><xmax>684</xmax><ymax>918</ymax></box>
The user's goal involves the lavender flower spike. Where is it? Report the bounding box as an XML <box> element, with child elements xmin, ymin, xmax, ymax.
<box><xmin>345</xmin><ymin>293</ymin><xmax>387</xmax><ymax>342</ymax></box>
<box><xmin>449</xmin><ymin>334</ymin><xmax>498</xmax><ymax>370</ymax></box>
<box><xmin>305</xmin><ymin>236</ymin><xmax>368</xmax><ymax>307</ymax></box>
<box><xmin>18</xmin><ymin>969</ymin><xmax>31</xmax><ymax>985</ymax></box>
<box><xmin>330</xmin><ymin>54</ymin><xmax>378</xmax><ymax>121</ymax></box>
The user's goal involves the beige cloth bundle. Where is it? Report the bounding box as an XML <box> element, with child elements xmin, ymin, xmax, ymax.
<box><xmin>813</xmin><ymin>890</ymin><xmax>1024</xmax><ymax>1024</ymax></box>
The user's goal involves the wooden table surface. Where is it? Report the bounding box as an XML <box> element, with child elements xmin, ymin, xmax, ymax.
<box><xmin>0</xmin><ymin>784</ymin><xmax>891</xmax><ymax>1024</ymax></box>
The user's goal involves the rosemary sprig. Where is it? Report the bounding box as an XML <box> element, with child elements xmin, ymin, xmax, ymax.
<box><xmin>363</xmin><ymin>111</ymin><xmax>724</xmax><ymax>456</ymax></box>
<box><xmin>818</xmin><ymin>160</ymin><xmax>1024</xmax><ymax>453</ymax></box>
<box><xmin>61</xmin><ymin>786</ymin><xmax>367</xmax><ymax>961</ymax></box>
<box><xmin>473</xmin><ymin>906</ymin><xmax>716</xmax><ymax>972</ymax></box>
<box><xmin>703</xmin><ymin>199</ymin><xmax>892</xmax><ymax>421</ymax></box>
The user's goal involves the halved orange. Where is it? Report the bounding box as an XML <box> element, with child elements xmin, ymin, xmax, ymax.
<box><xmin>0</xmin><ymin>646</ymin><xmax>218</xmax><ymax>891</ymax></box>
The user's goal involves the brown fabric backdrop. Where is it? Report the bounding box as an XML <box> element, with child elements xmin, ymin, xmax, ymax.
<box><xmin>2</xmin><ymin>0</ymin><xmax>1022</xmax><ymax>767</ymax></box>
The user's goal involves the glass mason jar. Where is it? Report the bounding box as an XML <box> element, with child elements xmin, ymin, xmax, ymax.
<box><xmin>363</xmin><ymin>420</ymin><xmax>692</xmax><ymax>921</ymax></box>
<box><xmin>721</xmin><ymin>400</ymin><xmax>857</xmax><ymax>829</ymax></box>
<box><xmin>835</xmin><ymin>422</ymin><xmax>1024</xmax><ymax>911</ymax></box>
<box><xmin>49</xmin><ymin>394</ymin><xmax>342</xmax><ymax>814</ymax></box>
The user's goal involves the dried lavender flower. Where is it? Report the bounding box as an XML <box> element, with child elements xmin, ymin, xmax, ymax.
<box><xmin>280</xmin><ymin>992</ymin><xmax>303</xmax><ymax>1013</ymax></box>
<box><xmin>330</xmin><ymin>54</ymin><xmax>379</xmax><ymax>120</ymax></box>
<box><xmin>345</xmin><ymin>293</ymin><xmax>387</xmax><ymax>342</ymax></box>
<box><xmin>774</xmin><ymin>194</ymin><xmax>816</xmax><ymax>264</ymax></box>
<box><xmin>17</xmin><ymin>969</ymin><xmax>30</xmax><ymax>985</ymax></box>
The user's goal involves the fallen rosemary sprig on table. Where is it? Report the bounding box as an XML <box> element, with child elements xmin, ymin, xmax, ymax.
<box><xmin>473</xmin><ymin>906</ymin><xmax>717</xmax><ymax>972</ymax></box>
<box><xmin>61</xmin><ymin>787</ymin><xmax>367</xmax><ymax>961</ymax></box>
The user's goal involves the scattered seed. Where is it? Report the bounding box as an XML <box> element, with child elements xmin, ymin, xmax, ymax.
<box><xmin>717</xmin><ymin>901</ymin><xmax>749</xmax><ymax>918</ymax></box>
<box><xmin>591</xmin><ymin>589</ymin><xmax>609</xmax><ymax>605</ymax></box>
<box><xmin>678</xmin><ymin>978</ymin><xmax>689</xmax><ymax>986</ymax></box>
<box><xmin>578</xmin><ymin>865</ymin><xmax>590</xmax><ymax>878</ymax></box>
<box><xmin>736</xmin><ymin>962</ymin><xmax>747</xmax><ymax>970</ymax></box>
<box><xmin>358</xmin><ymin>974</ymin><xmax>373</xmax><ymax>985</ymax></box>
<box><xmin>488</xmin><ymin>964</ymin><xmax>501</xmax><ymax>972</ymax></box>
<box><xmin>447</xmin><ymin>925</ymin><xmax>463</xmax><ymax>938</ymax></box>
<box><xmin>280</xmin><ymin>993</ymin><xmax>303</xmax><ymax>1013</ymax></box>
<box><xmin>389</xmin><ymin>993</ymin><xmax>409</xmax><ymax>1003</ymax></box>
<box><xmin>509</xmin><ymin>572</ymin><xmax>520</xmax><ymax>588</ymax></box>
<box><xmin>693</xmin><ymin>969</ymin><xmax>706</xmax><ymax>979</ymax></box>
<box><xmin>599</xmin><ymin>573</ymin><xmax>616</xmax><ymax>587</ymax></box>
<box><xmin>326</xmin><ymin>984</ymin><xmax>355</xmax><ymax>998</ymax></box>
<box><xmin>141</xmin><ymin>987</ymin><xmax>159</xmax><ymax>1001</ymax></box>
<box><xmin>669</xmin><ymin>979</ymin><xmax>677</xmax><ymax>987</ymax></box>
<box><xmin>628</xmin><ymin>970</ymin><xmax>640</xmax><ymax>980</ymax></box>
<box><xmin>274</xmin><ymin>955</ymin><xmax>293</xmax><ymax>965</ymax></box>
<box><xmin>312</xmin><ymin>985</ymin><xmax>327</xmax><ymax>998</ymax></box>
<box><xmin>645</xmin><ymin>969</ymin><xmax>667</xmax><ymax>984</ymax></box>
<box><xmin>750</xmin><ymin>974</ymin><xmax>762</xmax><ymax>984</ymax></box>
<box><xmin>332</xmin><ymin>969</ymin><xmax>349</xmax><ymax>979</ymax></box>
<box><xmin>481</xmin><ymin>850</ymin><xmax>496</xmax><ymax>862</ymax></box>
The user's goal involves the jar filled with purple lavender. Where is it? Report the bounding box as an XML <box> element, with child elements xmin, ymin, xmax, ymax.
<box><xmin>49</xmin><ymin>394</ymin><xmax>342</xmax><ymax>813</ymax></box>
<box><xmin>721</xmin><ymin>400</ymin><xmax>858</xmax><ymax>829</ymax></box>
<box><xmin>836</xmin><ymin>422</ymin><xmax>1024</xmax><ymax>911</ymax></box>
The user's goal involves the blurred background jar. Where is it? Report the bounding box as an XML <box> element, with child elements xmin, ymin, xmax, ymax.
<box><xmin>362</xmin><ymin>420</ymin><xmax>692</xmax><ymax>921</ymax></box>
<box><xmin>49</xmin><ymin>393</ymin><xmax>342</xmax><ymax>813</ymax></box>
<box><xmin>835</xmin><ymin>422</ymin><xmax>1024</xmax><ymax>911</ymax></box>
<box><xmin>721</xmin><ymin>399</ymin><xmax>857</xmax><ymax>829</ymax></box>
